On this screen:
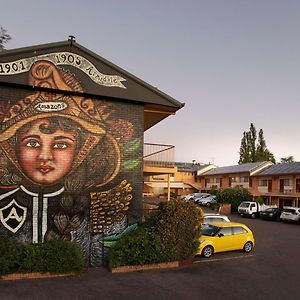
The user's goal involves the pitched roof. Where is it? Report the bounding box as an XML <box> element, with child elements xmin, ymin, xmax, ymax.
<box><xmin>256</xmin><ymin>162</ymin><xmax>300</xmax><ymax>176</ymax></box>
<box><xmin>204</xmin><ymin>162</ymin><xmax>271</xmax><ymax>176</ymax></box>
<box><xmin>0</xmin><ymin>39</ymin><xmax>184</xmax><ymax>130</ymax></box>
<box><xmin>175</xmin><ymin>162</ymin><xmax>211</xmax><ymax>172</ymax></box>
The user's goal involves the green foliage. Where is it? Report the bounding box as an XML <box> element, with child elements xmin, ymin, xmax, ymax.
<box><xmin>280</xmin><ymin>156</ymin><xmax>295</xmax><ymax>163</ymax></box>
<box><xmin>0</xmin><ymin>27</ymin><xmax>11</xmax><ymax>51</ymax></box>
<box><xmin>0</xmin><ymin>236</ymin><xmax>23</xmax><ymax>275</ymax></box>
<box><xmin>122</xmin><ymin>159</ymin><xmax>140</xmax><ymax>170</ymax></box>
<box><xmin>239</xmin><ymin>123</ymin><xmax>275</xmax><ymax>164</ymax></box>
<box><xmin>216</xmin><ymin>187</ymin><xmax>252</xmax><ymax>211</ymax></box>
<box><xmin>123</xmin><ymin>138</ymin><xmax>141</xmax><ymax>153</ymax></box>
<box><xmin>0</xmin><ymin>237</ymin><xmax>84</xmax><ymax>275</ymax></box>
<box><xmin>254</xmin><ymin>196</ymin><xmax>264</xmax><ymax>205</ymax></box>
<box><xmin>108</xmin><ymin>200</ymin><xmax>203</xmax><ymax>268</ymax></box>
<box><xmin>40</xmin><ymin>239</ymin><xmax>84</xmax><ymax>274</ymax></box>
<box><xmin>209</xmin><ymin>186</ymin><xmax>218</xmax><ymax>196</ymax></box>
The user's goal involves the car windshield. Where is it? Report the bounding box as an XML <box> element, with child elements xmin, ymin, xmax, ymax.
<box><xmin>201</xmin><ymin>224</ymin><xmax>220</xmax><ymax>236</ymax></box>
<box><xmin>283</xmin><ymin>209</ymin><xmax>296</xmax><ymax>213</ymax></box>
<box><xmin>239</xmin><ymin>202</ymin><xmax>250</xmax><ymax>208</ymax></box>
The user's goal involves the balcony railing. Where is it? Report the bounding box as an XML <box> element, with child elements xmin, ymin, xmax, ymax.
<box><xmin>143</xmin><ymin>143</ymin><xmax>175</xmax><ymax>168</ymax></box>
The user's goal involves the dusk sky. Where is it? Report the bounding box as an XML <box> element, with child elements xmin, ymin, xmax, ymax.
<box><xmin>2</xmin><ymin>0</ymin><xmax>300</xmax><ymax>166</ymax></box>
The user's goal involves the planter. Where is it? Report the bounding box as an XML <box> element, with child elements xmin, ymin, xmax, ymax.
<box><xmin>110</xmin><ymin>258</ymin><xmax>194</xmax><ymax>273</ymax></box>
<box><xmin>0</xmin><ymin>272</ymin><xmax>76</xmax><ymax>281</ymax></box>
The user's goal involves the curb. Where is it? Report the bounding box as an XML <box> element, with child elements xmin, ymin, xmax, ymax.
<box><xmin>0</xmin><ymin>272</ymin><xmax>76</xmax><ymax>281</ymax></box>
<box><xmin>110</xmin><ymin>258</ymin><xmax>194</xmax><ymax>273</ymax></box>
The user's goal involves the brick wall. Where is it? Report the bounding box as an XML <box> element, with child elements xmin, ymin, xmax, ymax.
<box><xmin>0</xmin><ymin>85</ymin><xmax>144</xmax><ymax>265</ymax></box>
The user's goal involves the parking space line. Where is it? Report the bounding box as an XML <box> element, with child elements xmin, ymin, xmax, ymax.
<box><xmin>194</xmin><ymin>254</ymin><xmax>255</xmax><ymax>263</ymax></box>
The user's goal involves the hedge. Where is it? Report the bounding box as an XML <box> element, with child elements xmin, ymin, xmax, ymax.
<box><xmin>108</xmin><ymin>200</ymin><xmax>203</xmax><ymax>268</ymax></box>
<box><xmin>0</xmin><ymin>237</ymin><xmax>84</xmax><ymax>275</ymax></box>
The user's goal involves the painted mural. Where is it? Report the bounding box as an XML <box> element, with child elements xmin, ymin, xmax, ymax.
<box><xmin>0</xmin><ymin>58</ymin><xmax>143</xmax><ymax>266</ymax></box>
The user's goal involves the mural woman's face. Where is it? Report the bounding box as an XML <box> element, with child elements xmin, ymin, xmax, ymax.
<box><xmin>17</xmin><ymin>119</ymin><xmax>77</xmax><ymax>185</ymax></box>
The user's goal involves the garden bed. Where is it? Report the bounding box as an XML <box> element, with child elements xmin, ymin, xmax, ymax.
<box><xmin>0</xmin><ymin>272</ymin><xmax>76</xmax><ymax>281</ymax></box>
<box><xmin>110</xmin><ymin>258</ymin><xmax>194</xmax><ymax>273</ymax></box>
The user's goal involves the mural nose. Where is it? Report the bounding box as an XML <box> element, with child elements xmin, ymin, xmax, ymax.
<box><xmin>39</xmin><ymin>146</ymin><xmax>53</xmax><ymax>161</ymax></box>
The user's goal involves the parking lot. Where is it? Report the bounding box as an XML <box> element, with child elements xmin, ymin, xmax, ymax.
<box><xmin>1</xmin><ymin>208</ymin><xmax>300</xmax><ymax>300</ymax></box>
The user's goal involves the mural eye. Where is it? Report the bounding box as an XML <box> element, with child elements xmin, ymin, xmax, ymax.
<box><xmin>53</xmin><ymin>142</ymin><xmax>68</xmax><ymax>149</ymax></box>
<box><xmin>26</xmin><ymin>140</ymin><xmax>40</xmax><ymax>148</ymax></box>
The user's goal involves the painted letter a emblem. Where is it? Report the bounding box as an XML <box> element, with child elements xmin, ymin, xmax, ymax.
<box><xmin>0</xmin><ymin>199</ymin><xmax>27</xmax><ymax>233</ymax></box>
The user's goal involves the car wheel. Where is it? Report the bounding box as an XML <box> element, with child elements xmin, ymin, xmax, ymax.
<box><xmin>201</xmin><ymin>245</ymin><xmax>214</xmax><ymax>258</ymax></box>
<box><xmin>206</xmin><ymin>202</ymin><xmax>211</xmax><ymax>207</ymax></box>
<box><xmin>243</xmin><ymin>241</ymin><xmax>253</xmax><ymax>253</ymax></box>
<box><xmin>250</xmin><ymin>213</ymin><xmax>256</xmax><ymax>219</ymax></box>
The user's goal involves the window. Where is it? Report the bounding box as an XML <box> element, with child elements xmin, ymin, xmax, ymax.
<box><xmin>241</xmin><ymin>176</ymin><xmax>249</xmax><ymax>183</ymax></box>
<box><xmin>219</xmin><ymin>227</ymin><xmax>232</xmax><ymax>236</ymax></box>
<box><xmin>283</xmin><ymin>179</ymin><xmax>291</xmax><ymax>186</ymax></box>
<box><xmin>259</xmin><ymin>180</ymin><xmax>268</xmax><ymax>187</ymax></box>
<box><xmin>233</xmin><ymin>227</ymin><xmax>247</xmax><ymax>235</ymax></box>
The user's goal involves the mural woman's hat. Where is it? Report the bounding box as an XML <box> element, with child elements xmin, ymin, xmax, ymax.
<box><xmin>0</xmin><ymin>60</ymin><xmax>120</xmax><ymax>185</ymax></box>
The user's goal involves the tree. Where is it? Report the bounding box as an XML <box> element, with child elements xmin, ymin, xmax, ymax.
<box><xmin>0</xmin><ymin>27</ymin><xmax>11</xmax><ymax>51</ymax></box>
<box><xmin>280</xmin><ymin>156</ymin><xmax>295</xmax><ymax>163</ymax></box>
<box><xmin>238</xmin><ymin>123</ymin><xmax>275</xmax><ymax>164</ymax></box>
<box><xmin>249</xmin><ymin>123</ymin><xmax>257</xmax><ymax>162</ymax></box>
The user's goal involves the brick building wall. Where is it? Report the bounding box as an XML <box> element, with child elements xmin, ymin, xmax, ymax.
<box><xmin>0</xmin><ymin>78</ymin><xmax>144</xmax><ymax>266</ymax></box>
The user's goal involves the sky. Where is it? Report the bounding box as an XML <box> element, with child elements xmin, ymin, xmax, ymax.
<box><xmin>1</xmin><ymin>0</ymin><xmax>300</xmax><ymax>166</ymax></box>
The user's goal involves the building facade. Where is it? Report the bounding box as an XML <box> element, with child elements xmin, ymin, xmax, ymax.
<box><xmin>0</xmin><ymin>39</ymin><xmax>184</xmax><ymax>265</ymax></box>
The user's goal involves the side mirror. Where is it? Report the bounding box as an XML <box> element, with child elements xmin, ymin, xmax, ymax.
<box><xmin>218</xmin><ymin>233</ymin><xmax>224</xmax><ymax>238</ymax></box>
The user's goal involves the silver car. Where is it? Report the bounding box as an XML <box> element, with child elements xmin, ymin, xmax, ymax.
<box><xmin>280</xmin><ymin>207</ymin><xmax>300</xmax><ymax>223</ymax></box>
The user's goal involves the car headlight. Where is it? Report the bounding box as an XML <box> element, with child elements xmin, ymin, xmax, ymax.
<box><xmin>199</xmin><ymin>240</ymin><xmax>205</xmax><ymax>244</ymax></box>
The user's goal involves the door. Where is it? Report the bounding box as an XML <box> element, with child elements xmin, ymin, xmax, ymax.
<box><xmin>279</xmin><ymin>179</ymin><xmax>284</xmax><ymax>193</ymax></box>
<box><xmin>214</xmin><ymin>227</ymin><xmax>234</xmax><ymax>252</ymax></box>
<box><xmin>296</xmin><ymin>179</ymin><xmax>300</xmax><ymax>193</ymax></box>
<box><xmin>268</xmin><ymin>180</ymin><xmax>272</xmax><ymax>193</ymax></box>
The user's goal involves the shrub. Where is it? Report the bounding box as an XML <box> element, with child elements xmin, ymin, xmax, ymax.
<box><xmin>108</xmin><ymin>200</ymin><xmax>203</xmax><ymax>268</ymax></box>
<box><xmin>0</xmin><ymin>236</ymin><xmax>24</xmax><ymax>275</ymax></box>
<box><xmin>209</xmin><ymin>186</ymin><xmax>218</xmax><ymax>196</ymax></box>
<box><xmin>0</xmin><ymin>237</ymin><xmax>84</xmax><ymax>275</ymax></box>
<box><xmin>216</xmin><ymin>187</ymin><xmax>252</xmax><ymax>211</ymax></box>
<box><xmin>255</xmin><ymin>196</ymin><xmax>265</xmax><ymax>205</ymax></box>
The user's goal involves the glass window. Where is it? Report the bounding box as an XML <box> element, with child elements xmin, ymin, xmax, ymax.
<box><xmin>232</xmin><ymin>227</ymin><xmax>247</xmax><ymax>235</ymax></box>
<box><xmin>201</xmin><ymin>224</ymin><xmax>220</xmax><ymax>236</ymax></box>
<box><xmin>241</xmin><ymin>176</ymin><xmax>249</xmax><ymax>183</ymax></box>
<box><xmin>259</xmin><ymin>180</ymin><xmax>268</xmax><ymax>186</ymax></box>
<box><xmin>283</xmin><ymin>208</ymin><xmax>296</xmax><ymax>214</ymax></box>
<box><xmin>219</xmin><ymin>227</ymin><xmax>232</xmax><ymax>236</ymax></box>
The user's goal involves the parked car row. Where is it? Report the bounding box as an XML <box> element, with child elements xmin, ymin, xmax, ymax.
<box><xmin>197</xmin><ymin>203</ymin><xmax>299</xmax><ymax>260</ymax></box>
<box><xmin>182</xmin><ymin>193</ymin><xmax>217</xmax><ymax>207</ymax></box>
<box><xmin>237</xmin><ymin>201</ymin><xmax>300</xmax><ymax>224</ymax></box>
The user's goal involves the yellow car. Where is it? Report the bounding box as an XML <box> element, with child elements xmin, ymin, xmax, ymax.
<box><xmin>197</xmin><ymin>222</ymin><xmax>255</xmax><ymax>258</ymax></box>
